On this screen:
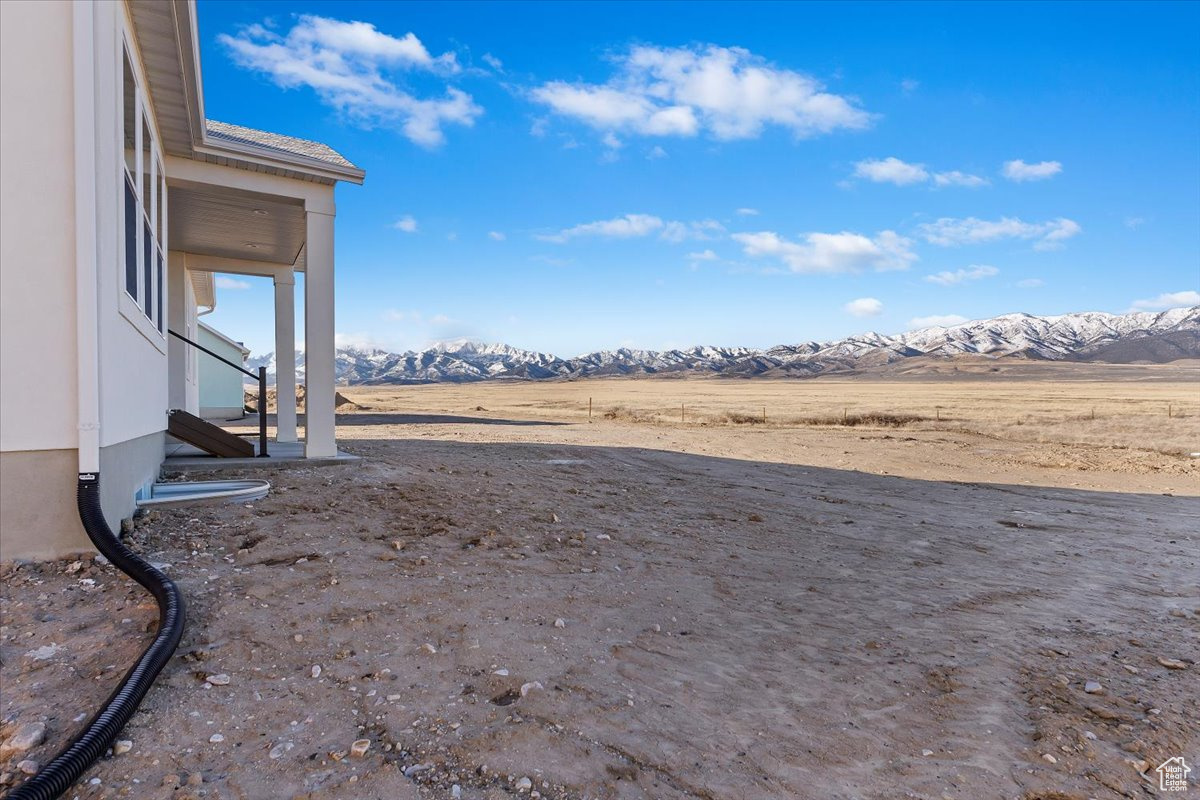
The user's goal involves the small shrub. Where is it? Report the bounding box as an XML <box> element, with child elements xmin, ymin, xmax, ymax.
<box><xmin>715</xmin><ymin>411</ymin><xmax>766</xmax><ymax>425</ymax></box>
<box><xmin>602</xmin><ymin>405</ymin><xmax>659</xmax><ymax>423</ymax></box>
<box><xmin>799</xmin><ymin>412</ymin><xmax>931</xmax><ymax>428</ymax></box>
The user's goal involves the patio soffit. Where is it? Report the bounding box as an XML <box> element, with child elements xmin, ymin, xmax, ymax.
<box><xmin>169</xmin><ymin>182</ymin><xmax>306</xmax><ymax>266</ymax></box>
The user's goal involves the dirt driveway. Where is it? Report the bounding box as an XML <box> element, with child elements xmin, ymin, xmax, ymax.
<box><xmin>2</xmin><ymin>431</ymin><xmax>1197</xmax><ymax>799</ymax></box>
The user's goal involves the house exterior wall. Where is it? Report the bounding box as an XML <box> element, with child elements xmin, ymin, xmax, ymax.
<box><xmin>98</xmin><ymin>0</ymin><xmax>170</xmax><ymax>449</ymax></box>
<box><xmin>198</xmin><ymin>325</ymin><xmax>249</xmax><ymax>419</ymax></box>
<box><xmin>0</xmin><ymin>1</ymin><xmax>79</xmax><ymax>455</ymax></box>
<box><xmin>0</xmin><ymin>1</ymin><xmax>172</xmax><ymax>561</ymax></box>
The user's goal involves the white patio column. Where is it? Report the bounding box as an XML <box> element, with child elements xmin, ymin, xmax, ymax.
<box><xmin>273</xmin><ymin>267</ymin><xmax>297</xmax><ymax>443</ymax></box>
<box><xmin>303</xmin><ymin>209</ymin><xmax>337</xmax><ymax>457</ymax></box>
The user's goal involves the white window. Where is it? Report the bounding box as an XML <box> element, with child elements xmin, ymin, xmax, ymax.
<box><xmin>121</xmin><ymin>44</ymin><xmax>166</xmax><ymax>335</ymax></box>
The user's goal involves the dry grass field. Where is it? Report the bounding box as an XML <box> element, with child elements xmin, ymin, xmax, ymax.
<box><xmin>326</xmin><ymin>362</ymin><xmax>1200</xmax><ymax>495</ymax></box>
<box><xmin>343</xmin><ymin>368</ymin><xmax>1198</xmax><ymax>452</ymax></box>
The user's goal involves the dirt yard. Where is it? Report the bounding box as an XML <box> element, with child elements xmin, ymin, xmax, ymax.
<box><xmin>2</xmin><ymin>370</ymin><xmax>1198</xmax><ymax>799</ymax></box>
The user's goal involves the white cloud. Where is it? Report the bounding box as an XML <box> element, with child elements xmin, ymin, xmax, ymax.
<box><xmin>661</xmin><ymin>219</ymin><xmax>724</xmax><ymax>243</ymax></box>
<box><xmin>918</xmin><ymin>216</ymin><xmax>1081</xmax><ymax>250</ymax></box>
<box><xmin>1129</xmin><ymin>290</ymin><xmax>1200</xmax><ymax>311</ymax></box>
<box><xmin>900</xmin><ymin>78</ymin><xmax>920</xmax><ymax>94</ymax></box>
<box><xmin>932</xmin><ymin>170</ymin><xmax>989</xmax><ymax>188</ymax></box>
<box><xmin>647</xmin><ymin>145</ymin><xmax>668</xmax><ymax>159</ymax></box>
<box><xmin>538</xmin><ymin>214</ymin><xmax>723</xmax><ymax>244</ymax></box>
<box><xmin>853</xmin><ymin>157</ymin><xmax>986</xmax><ymax>188</ymax></box>
<box><xmin>218</xmin><ymin>15</ymin><xmax>481</xmax><ymax>147</ymax></box>
<box><xmin>488</xmin><ymin>231</ymin><xmax>506</xmax><ymax>241</ymax></box>
<box><xmin>1002</xmin><ymin>159</ymin><xmax>1062</xmax><ymax>182</ymax></box>
<box><xmin>531</xmin><ymin>44</ymin><xmax>871</xmax><ymax>142</ymax></box>
<box><xmin>215</xmin><ymin>276</ymin><xmax>252</xmax><ymax>290</ymax></box>
<box><xmin>537</xmin><ymin>213</ymin><xmax>663</xmax><ymax>243</ymax></box>
<box><xmin>688</xmin><ymin>249</ymin><xmax>719</xmax><ymax>261</ymax></box>
<box><xmin>335</xmin><ymin>332</ymin><xmax>388</xmax><ymax>351</ymax></box>
<box><xmin>481</xmin><ymin>53</ymin><xmax>503</xmax><ymax>72</ymax></box>
<box><xmin>1016</xmin><ymin>278</ymin><xmax>1044</xmax><ymax>288</ymax></box>
<box><xmin>732</xmin><ymin>229</ymin><xmax>916</xmax><ymax>274</ymax></box>
<box><xmin>392</xmin><ymin>215</ymin><xmax>418</xmax><ymax>233</ymax></box>
<box><xmin>1124</xmin><ymin>216</ymin><xmax>1146</xmax><ymax>229</ymax></box>
<box><xmin>924</xmin><ymin>264</ymin><xmax>999</xmax><ymax>286</ymax></box>
<box><xmin>357</xmin><ymin>310</ymin><xmax>469</xmax><ymax>352</ymax></box>
<box><xmin>853</xmin><ymin>157</ymin><xmax>928</xmax><ymax>185</ymax></box>
<box><xmin>735</xmin><ymin>207</ymin><xmax>760</xmax><ymax>216</ymax></box>
<box><xmin>845</xmin><ymin>297</ymin><xmax>884</xmax><ymax>317</ymax></box>
<box><xmin>602</xmin><ymin>131</ymin><xmax>623</xmax><ymax>151</ymax></box>
<box><xmin>910</xmin><ymin>314</ymin><xmax>968</xmax><ymax>328</ymax></box>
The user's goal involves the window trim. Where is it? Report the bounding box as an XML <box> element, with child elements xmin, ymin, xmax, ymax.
<box><xmin>116</xmin><ymin>33</ymin><xmax>167</xmax><ymax>353</ymax></box>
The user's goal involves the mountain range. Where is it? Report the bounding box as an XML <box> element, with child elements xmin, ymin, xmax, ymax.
<box><xmin>247</xmin><ymin>307</ymin><xmax>1200</xmax><ymax>385</ymax></box>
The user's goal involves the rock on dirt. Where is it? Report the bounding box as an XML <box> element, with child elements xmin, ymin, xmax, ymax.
<box><xmin>0</xmin><ymin>723</ymin><xmax>46</xmax><ymax>759</ymax></box>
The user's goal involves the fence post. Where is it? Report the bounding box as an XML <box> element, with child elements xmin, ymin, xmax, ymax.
<box><xmin>258</xmin><ymin>366</ymin><xmax>269</xmax><ymax>457</ymax></box>
<box><xmin>589</xmin><ymin>397</ymin><xmax>592</xmax><ymax>420</ymax></box>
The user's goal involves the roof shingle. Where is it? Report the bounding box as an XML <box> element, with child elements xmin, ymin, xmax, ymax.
<box><xmin>205</xmin><ymin>120</ymin><xmax>359</xmax><ymax>171</ymax></box>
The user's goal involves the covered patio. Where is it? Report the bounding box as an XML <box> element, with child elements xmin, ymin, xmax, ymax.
<box><xmin>163</xmin><ymin>128</ymin><xmax>362</xmax><ymax>461</ymax></box>
<box><xmin>122</xmin><ymin>2</ymin><xmax>365</xmax><ymax>463</ymax></box>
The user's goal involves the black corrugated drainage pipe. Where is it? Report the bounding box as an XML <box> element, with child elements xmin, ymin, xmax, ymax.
<box><xmin>6</xmin><ymin>474</ymin><xmax>186</xmax><ymax>800</ymax></box>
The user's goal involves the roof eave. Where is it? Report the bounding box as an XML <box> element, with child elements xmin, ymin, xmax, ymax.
<box><xmin>171</xmin><ymin>1</ymin><xmax>366</xmax><ymax>186</ymax></box>
<box><xmin>191</xmin><ymin>268</ymin><xmax>215</xmax><ymax>309</ymax></box>
<box><xmin>198</xmin><ymin>320</ymin><xmax>252</xmax><ymax>356</ymax></box>
<box><xmin>173</xmin><ymin>0</ymin><xmax>207</xmax><ymax>147</ymax></box>
<box><xmin>193</xmin><ymin>138</ymin><xmax>367</xmax><ymax>185</ymax></box>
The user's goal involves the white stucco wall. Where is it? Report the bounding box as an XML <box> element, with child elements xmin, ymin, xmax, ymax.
<box><xmin>0</xmin><ymin>0</ymin><xmax>79</xmax><ymax>454</ymax></box>
<box><xmin>1</xmin><ymin>1</ymin><xmax>170</xmax><ymax>455</ymax></box>
<box><xmin>97</xmin><ymin>1</ymin><xmax>170</xmax><ymax>449</ymax></box>
<box><xmin>1</xmin><ymin>1</ymin><xmax>173</xmax><ymax>560</ymax></box>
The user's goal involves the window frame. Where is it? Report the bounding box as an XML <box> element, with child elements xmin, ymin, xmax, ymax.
<box><xmin>116</xmin><ymin>33</ymin><xmax>168</xmax><ymax>353</ymax></box>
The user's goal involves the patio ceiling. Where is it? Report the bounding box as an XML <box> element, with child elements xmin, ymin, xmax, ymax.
<box><xmin>168</xmin><ymin>182</ymin><xmax>306</xmax><ymax>267</ymax></box>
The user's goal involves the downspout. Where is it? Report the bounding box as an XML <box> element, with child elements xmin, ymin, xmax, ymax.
<box><xmin>6</xmin><ymin>5</ymin><xmax>186</xmax><ymax>797</ymax></box>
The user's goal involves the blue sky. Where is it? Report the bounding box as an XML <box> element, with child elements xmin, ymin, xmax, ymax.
<box><xmin>196</xmin><ymin>1</ymin><xmax>1200</xmax><ymax>357</ymax></box>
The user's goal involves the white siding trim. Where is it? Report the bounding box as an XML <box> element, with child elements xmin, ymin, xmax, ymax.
<box><xmin>74</xmin><ymin>0</ymin><xmax>99</xmax><ymax>472</ymax></box>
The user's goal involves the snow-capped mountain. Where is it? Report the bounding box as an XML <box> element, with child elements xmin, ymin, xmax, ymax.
<box><xmin>248</xmin><ymin>306</ymin><xmax>1199</xmax><ymax>385</ymax></box>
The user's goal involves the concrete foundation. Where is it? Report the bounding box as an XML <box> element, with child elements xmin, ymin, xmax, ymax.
<box><xmin>0</xmin><ymin>431</ymin><xmax>164</xmax><ymax>561</ymax></box>
<box><xmin>0</xmin><ymin>448</ymin><xmax>88</xmax><ymax>560</ymax></box>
